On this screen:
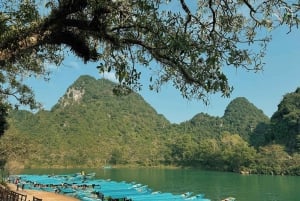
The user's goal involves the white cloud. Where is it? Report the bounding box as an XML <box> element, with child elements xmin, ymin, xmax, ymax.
<box><xmin>46</xmin><ymin>60</ymin><xmax>81</xmax><ymax>72</ymax></box>
<box><xmin>45</xmin><ymin>62</ymin><xmax>59</xmax><ymax>71</ymax></box>
<box><xmin>67</xmin><ymin>61</ymin><xmax>81</xmax><ymax>69</ymax></box>
<box><xmin>101</xmin><ymin>71</ymin><xmax>118</xmax><ymax>83</ymax></box>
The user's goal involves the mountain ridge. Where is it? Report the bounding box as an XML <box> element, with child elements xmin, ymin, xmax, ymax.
<box><xmin>2</xmin><ymin>76</ymin><xmax>298</xmax><ymax>175</ymax></box>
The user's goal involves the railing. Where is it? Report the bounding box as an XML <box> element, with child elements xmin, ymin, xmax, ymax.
<box><xmin>0</xmin><ymin>185</ymin><xmax>33</xmax><ymax>201</ymax></box>
<box><xmin>7</xmin><ymin>191</ymin><xmax>27</xmax><ymax>201</ymax></box>
<box><xmin>32</xmin><ymin>196</ymin><xmax>43</xmax><ymax>201</ymax></box>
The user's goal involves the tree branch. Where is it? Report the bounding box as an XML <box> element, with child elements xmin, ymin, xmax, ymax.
<box><xmin>180</xmin><ymin>0</ymin><xmax>192</xmax><ymax>33</ymax></box>
<box><xmin>208</xmin><ymin>0</ymin><xmax>217</xmax><ymax>36</ymax></box>
<box><xmin>242</xmin><ymin>0</ymin><xmax>257</xmax><ymax>13</ymax></box>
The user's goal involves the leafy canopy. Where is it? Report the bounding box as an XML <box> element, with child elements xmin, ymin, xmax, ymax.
<box><xmin>0</xmin><ymin>0</ymin><xmax>299</xmax><ymax>108</ymax></box>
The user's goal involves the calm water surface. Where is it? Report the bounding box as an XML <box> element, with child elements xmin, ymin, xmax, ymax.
<box><xmin>22</xmin><ymin>168</ymin><xmax>300</xmax><ymax>201</ymax></box>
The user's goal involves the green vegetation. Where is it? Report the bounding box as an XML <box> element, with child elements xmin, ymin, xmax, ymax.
<box><xmin>3</xmin><ymin>76</ymin><xmax>170</xmax><ymax>168</ymax></box>
<box><xmin>269</xmin><ymin>88</ymin><xmax>300</xmax><ymax>152</ymax></box>
<box><xmin>1</xmin><ymin>0</ymin><xmax>300</xmax><ymax>110</ymax></box>
<box><xmin>1</xmin><ymin>1</ymin><xmax>300</xmax><ymax>177</ymax></box>
<box><xmin>1</xmin><ymin>76</ymin><xmax>300</xmax><ymax>176</ymax></box>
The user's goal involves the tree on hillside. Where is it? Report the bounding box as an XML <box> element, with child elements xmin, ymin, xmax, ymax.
<box><xmin>0</xmin><ymin>0</ymin><xmax>299</xmax><ymax>110</ymax></box>
<box><xmin>219</xmin><ymin>132</ymin><xmax>257</xmax><ymax>172</ymax></box>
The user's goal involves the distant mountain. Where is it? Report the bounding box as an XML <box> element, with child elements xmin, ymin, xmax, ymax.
<box><xmin>175</xmin><ymin>113</ymin><xmax>223</xmax><ymax>139</ymax></box>
<box><xmin>222</xmin><ymin>97</ymin><xmax>269</xmax><ymax>140</ymax></box>
<box><xmin>7</xmin><ymin>75</ymin><xmax>170</xmax><ymax>168</ymax></box>
<box><xmin>176</xmin><ymin>97</ymin><xmax>269</xmax><ymax>141</ymax></box>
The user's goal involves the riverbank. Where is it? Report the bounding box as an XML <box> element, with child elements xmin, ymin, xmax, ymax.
<box><xmin>7</xmin><ymin>183</ymin><xmax>79</xmax><ymax>201</ymax></box>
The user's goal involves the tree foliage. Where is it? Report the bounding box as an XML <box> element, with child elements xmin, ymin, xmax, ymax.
<box><xmin>0</xmin><ymin>0</ymin><xmax>300</xmax><ymax>109</ymax></box>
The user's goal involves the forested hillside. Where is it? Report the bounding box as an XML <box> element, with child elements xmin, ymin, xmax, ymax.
<box><xmin>175</xmin><ymin>97</ymin><xmax>269</xmax><ymax>141</ymax></box>
<box><xmin>1</xmin><ymin>76</ymin><xmax>300</xmax><ymax>175</ymax></box>
<box><xmin>3</xmin><ymin>76</ymin><xmax>170</xmax><ymax>168</ymax></box>
<box><xmin>267</xmin><ymin>88</ymin><xmax>300</xmax><ymax>152</ymax></box>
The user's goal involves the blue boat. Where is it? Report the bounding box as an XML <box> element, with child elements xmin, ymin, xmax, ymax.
<box><xmin>12</xmin><ymin>174</ymin><xmax>211</xmax><ymax>201</ymax></box>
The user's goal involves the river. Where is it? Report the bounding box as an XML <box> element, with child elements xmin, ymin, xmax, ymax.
<box><xmin>21</xmin><ymin>168</ymin><xmax>300</xmax><ymax>201</ymax></box>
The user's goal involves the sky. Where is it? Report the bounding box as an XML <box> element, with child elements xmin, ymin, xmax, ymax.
<box><xmin>23</xmin><ymin>21</ymin><xmax>300</xmax><ymax>124</ymax></box>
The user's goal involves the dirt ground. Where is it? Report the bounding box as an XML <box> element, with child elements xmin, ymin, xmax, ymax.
<box><xmin>7</xmin><ymin>183</ymin><xmax>80</xmax><ymax>201</ymax></box>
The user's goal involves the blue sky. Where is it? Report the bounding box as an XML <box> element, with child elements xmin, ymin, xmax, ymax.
<box><xmin>24</xmin><ymin>23</ymin><xmax>300</xmax><ymax>124</ymax></box>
